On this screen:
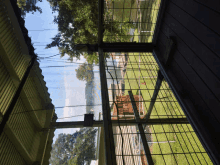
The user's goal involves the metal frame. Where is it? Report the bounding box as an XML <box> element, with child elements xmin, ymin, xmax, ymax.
<box><xmin>75</xmin><ymin>43</ymin><xmax>153</xmax><ymax>53</ymax></box>
<box><xmin>98</xmin><ymin>0</ymin><xmax>117</xmax><ymax>164</ymax></box>
<box><xmin>46</xmin><ymin>118</ymin><xmax>189</xmax><ymax>129</ymax></box>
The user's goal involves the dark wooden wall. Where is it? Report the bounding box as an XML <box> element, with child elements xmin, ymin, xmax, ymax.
<box><xmin>154</xmin><ymin>0</ymin><xmax>220</xmax><ymax>164</ymax></box>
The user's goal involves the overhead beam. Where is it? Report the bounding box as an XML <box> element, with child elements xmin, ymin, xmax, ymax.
<box><xmin>46</xmin><ymin>118</ymin><xmax>189</xmax><ymax>130</ymax></box>
<box><xmin>75</xmin><ymin>43</ymin><xmax>153</xmax><ymax>52</ymax></box>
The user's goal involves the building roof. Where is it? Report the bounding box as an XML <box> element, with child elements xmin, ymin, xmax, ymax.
<box><xmin>112</xmin><ymin>95</ymin><xmax>144</xmax><ymax>120</ymax></box>
<box><xmin>6</xmin><ymin>0</ymin><xmax>56</xmax><ymax>163</ymax></box>
<box><xmin>10</xmin><ymin>0</ymin><xmax>37</xmax><ymax>58</ymax></box>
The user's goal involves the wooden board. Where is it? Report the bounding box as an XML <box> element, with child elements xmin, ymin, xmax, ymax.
<box><xmin>154</xmin><ymin>0</ymin><xmax>220</xmax><ymax>163</ymax></box>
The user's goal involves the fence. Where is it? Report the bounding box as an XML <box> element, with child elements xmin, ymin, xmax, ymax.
<box><xmin>95</xmin><ymin>0</ymin><xmax>213</xmax><ymax>164</ymax></box>
<box><xmin>103</xmin><ymin>52</ymin><xmax>212</xmax><ymax>164</ymax></box>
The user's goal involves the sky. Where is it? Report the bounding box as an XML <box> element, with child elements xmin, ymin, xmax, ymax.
<box><xmin>24</xmin><ymin>1</ymin><xmax>97</xmax><ymax>164</ymax></box>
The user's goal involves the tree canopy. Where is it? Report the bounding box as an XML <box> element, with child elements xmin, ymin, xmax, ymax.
<box><xmin>50</xmin><ymin>128</ymin><xmax>97</xmax><ymax>165</ymax></box>
<box><xmin>46</xmin><ymin>0</ymin><xmax>135</xmax><ymax>64</ymax></box>
<box><xmin>17</xmin><ymin>0</ymin><xmax>43</xmax><ymax>18</ymax></box>
<box><xmin>75</xmin><ymin>63</ymin><xmax>94</xmax><ymax>82</ymax></box>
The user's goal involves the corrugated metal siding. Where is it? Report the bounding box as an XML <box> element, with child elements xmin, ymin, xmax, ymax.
<box><xmin>0</xmin><ymin>57</ymin><xmax>16</xmax><ymax>115</ymax></box>
<box><xmin>0</xmin><ymin>3</ymin><xmax>29</xmax><ymax>80</ymax></box>
<box><xmin>0</xmin><ymin>19</ymin><xmax>44</xmax><ymax>163</ymax></box>
<box><xmin>0</xmin><ymin>132</ymin><xmax>27</xmax><ymax>165</ymax></box>
<box><xmin>8</xmin><ymin>97</ymin><xmax>41</xmax><ymax>160</ymax></box>
<box><xmin>0</xmin><ymin>2</ymin><xmax>46</xmax><ymax>125</ymax></box>
<box><xmin>23</xmin><ymin>76</ymin><xmax>47</xmax><ymax>125</ymax></box>
<box><xmin>0</xmin><ymin>1</ymin><xmax>55</xmax><ymax>164</ymax></box>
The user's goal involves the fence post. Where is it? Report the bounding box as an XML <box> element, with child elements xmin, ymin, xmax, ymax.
<box><xmin>98</xmin><ymin>0</ymin><xmax>116</xmax><ymax>164</ymax></box>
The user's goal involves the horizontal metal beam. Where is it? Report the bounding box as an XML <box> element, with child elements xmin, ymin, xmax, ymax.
<box><xmin>46</xmin><ymin>118</ymin><xmax>189</xmax><ymax>129</ymax></box>
<box><xmin>75</xmin><ymin>43</ymin><xmax>153</xmax><ymax>52</ymax></box>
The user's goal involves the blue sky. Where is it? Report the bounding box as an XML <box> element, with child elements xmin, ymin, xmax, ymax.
<box><xmin>24</xmin><ymin>0</ymin><xmax>88</xmax><ymax>141</ymax></box>
<box><xmin>24</xmin><ymin>1</ymin><xmax>103</xmax><ymax>164</ymax></box>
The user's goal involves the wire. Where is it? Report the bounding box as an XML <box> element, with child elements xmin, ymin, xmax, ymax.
<box><xmin>57</xmin><ymin>114</ymin><xmax>84</xmax><ymax>119</ymax></box>
<box><xmin>11</xmin><ymin>104</ymin><xmax>102</xmax><ymax>115</ymax></box>
<box><xmin>29</xmin><ymin>29</ymin><xmax>58</xmax><ymax>31</ymax></box>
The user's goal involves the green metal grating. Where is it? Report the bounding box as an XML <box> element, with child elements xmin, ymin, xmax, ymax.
<box><xmin>104</xmin><ymin>52</ymin><xmax>213</xmax><ymax>165</ymax></box>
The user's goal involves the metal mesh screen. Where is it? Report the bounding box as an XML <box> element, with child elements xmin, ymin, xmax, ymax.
<box><xmin>103</xmin><ymin>52</ymin><xmax>213</xmax><ymax>165</ymax></box>
<box><xmin>103</xmin><ymin>0</ymin><xmax>161</xmax><ymax>43</ymax></box>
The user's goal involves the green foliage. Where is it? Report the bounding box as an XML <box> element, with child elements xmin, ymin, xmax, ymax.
<box><xmin>50</xmin><ymin>133</ymin><xmax>78</xmax><ymax>165</ymax></box>
<box><xmin>17</xmin><ymin>0</ymin><xmax>43</xmax><ymax>18</ymax></box>
<box><xmin>46</xmin><ymin>0</ymin><xmax>135</xmax><ymax>64</ymax></box>
<box><xmin>50</xmin><ymin>128</ymin><xmax>97</xmax><ymax>165</ymax></box>
<box><xmin>75</xmin><ymin>63</ymin><xmax>94</xmax><ymax>82</ymax></box>
<box><xmin>83</xmin><ymin>52</ymin><xmax>99</xmax><ymax>65</ymax></box>
<box><xmin>17</xmin><ymin>0</ymin><xmax>26</xmax><ymax>9</ymax></box>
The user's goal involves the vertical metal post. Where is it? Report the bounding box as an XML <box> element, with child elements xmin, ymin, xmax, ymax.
<box><xmin>0</xmin><ymin>56</ymin><xmax>37</xmax><ymax>136</ymax></box>
<box><xmin>98</xmin><ymin>0</ymin><xmax>116</xmax><ymax>164</ymax></box>
<box><xmin>129</xmin><ymin>91</ymin><xmax>154</xmax><ymax>165</ymax></box>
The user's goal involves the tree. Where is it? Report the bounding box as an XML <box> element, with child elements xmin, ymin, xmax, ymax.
<box><xmin>68</xmin><ymin>128</ymin><xmax>97</xmax><ymax>165</ymax></box>
<box><xmin>17</xmin><ymin>0</ymin><xmax>43</xmax><ymax>18</ymax></box>
<box><xmin>49</xmin><ymin>128</ymin><xmax>97</xmax><ymax>165</ymax></box>
<box><xmin>45</xmin><ymin>0</ymin><xmax>135</xmax><ymax>64</ymax></box>
<box><xmin>75</xmin><ymin>63</ymin><xmax>94</xmax><ymax>82</ymax></box>
<box><xmin>50</xmin><ymin>132</ymin><xmax>81</xmax><ymax>165</ymax></box>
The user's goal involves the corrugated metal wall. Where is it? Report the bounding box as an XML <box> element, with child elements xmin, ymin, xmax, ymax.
<box><xmin>23</xmin><ymin>76</ymin><xmax>46</xmax><ymax>125</ymax></box>
<box><xmin>0</xmin><ymin>5</ymin><xmax>29</xmax><ymax>80</ymax></box>
<box><xmin>0</xmin><ymin>57</ymin><xmax>16</xmax><ymax>115</ymax></box>
<box><xmin>8</xmin><ymin>98</ymin><xmax>42</xmax><ymax>160</ymax></box>
<box><xmin>0</xmin><ymin>132</ymin><xmax>27</xmax><ymax>165</ymax></box>
<box><xmin>0</xmin><ymin>1</ymin><xmax>50</xmax><ymax>164</ymax></box>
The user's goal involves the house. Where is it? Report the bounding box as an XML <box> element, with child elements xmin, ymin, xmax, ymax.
<box><xmin>108</xmin><ymin>82</ymin><xmax>125</xmax><ymax>106</ymax></box>
<box><xmin>0</xmin><ymin>0</ymin><xmax>56</xmax><ymax>164</ymax></box>
<box><xmin>112</xmin><ymin>95</ymin><xmax>145</xmax><ymax>120</ymax></box>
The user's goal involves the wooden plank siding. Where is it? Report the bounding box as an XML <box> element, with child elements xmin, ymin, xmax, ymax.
<box><xmin>154</xmin><ymin>0</ymin><xmax>220</xmax><ymax>164</ymax></box>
